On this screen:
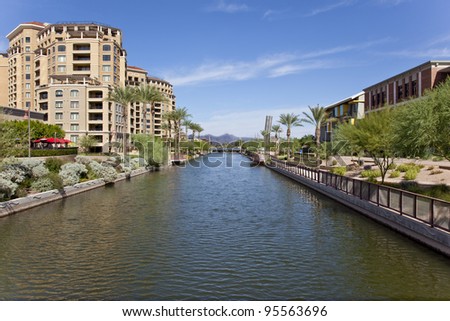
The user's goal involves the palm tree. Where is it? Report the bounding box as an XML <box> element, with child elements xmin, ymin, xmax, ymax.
<box><xmin>106</xmin><ymin>85</ymin><xmax>137</xmax><ymax>165</ymax></box>
<box><xmin>135</xmin><ymin>84</ymin><xmax>168</xmax><ymax>135</ymax></box>
<box><xmin>189</xmin><ymin>122</ymin><xmax>202</xmax><ymax>141</ymax></box>
<box><xmin>278</xmin><ymin>113</ymin><xmax>302</xmax><ymax>159</ymax></box>
<box><xmin>172</xmin><ymin>107</ymin><xmax>192</xmax><ymax>158</ymax></box>
<box><xmin>271</xmin><ymin>124</ymin><xmax>283</xmax><ymax>155</ymax></box>
<box><xmin>182</xmin><ymin>119</ymin><xmax>193</xmax><ymax>140</ymax></box>
<box><xmin>302</xmin><ymin>104</ymin><xmax>329</xmax><ymax>150</ymax></box>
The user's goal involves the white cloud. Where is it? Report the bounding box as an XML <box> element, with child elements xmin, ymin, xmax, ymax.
<box><xmin>163</xmin><ymin>39</ymin><xmax>387</xmax><ymax>86</ymax></box>
<box><xmin>207</xmin><ymin>0</ymin><xmax>249</xmax><ymax>13</ymax></box>
<box><xmin>304</xmin><ymin>0</ymin><xmax>356</xmax><ymax>17</ymax></box>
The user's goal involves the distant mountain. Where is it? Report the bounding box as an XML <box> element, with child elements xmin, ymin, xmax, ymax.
<box><xmin>200</xmin><ymin>133</ymin><xmax>253</xmax><ymax>144</ymax></box>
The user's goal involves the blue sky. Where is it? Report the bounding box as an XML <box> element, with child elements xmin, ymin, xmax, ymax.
<box><xmin>1</xmin><ymin>0</ymin><xmax>450</xmax><ymax>137</ymax></box>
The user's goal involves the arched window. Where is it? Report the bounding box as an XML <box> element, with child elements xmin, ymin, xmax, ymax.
<box><xmin>55</xmin><ymin>90</ymin><xmax>63</xmax><ymax>97</ymax></box>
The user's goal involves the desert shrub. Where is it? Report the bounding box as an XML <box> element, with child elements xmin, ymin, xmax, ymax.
<box><xmin>430</xmin><ymin>169</ymin><xmax>444</xmax><ymax>175</ymax></box>
<box><xmin>0</xmin><ymin>164</ymin><xmax>29</xmax><ymax>184</ymax></box>
<box><xmin>130</xmin><ymin>157</ymin><xmax>146</xmax><ymax>170</ymax></box>
<box><xmin>389</xmin><ymin>170</ymin><xmax>401</xmax><ymax>178</ymax></box>
<box><xmin>360</xmin><ymin>169</ymin><xmax>381</xmax><ymax>179</ymax></box>
<box><xmin>404</xmin><ymin>169</ymin><xmax>418</xmax><ymax>180</ymax></box>
<box><xmin>330</xmin><ymin>166</ymin><xmax>346</xmax><ymax>176</ymax></box>
<box><xmin>31</xmin><ymin>164</ymin><xmax>49</xmax><ymax>178</ymax></box>
<box><xmin>59</xmin><ymin>163</ymin><xmax>87</xmax><ymax>186</ymax></box>
<box><xmin>30</xmin><ymin>172</ymin><xmax>63</xmax><ymax>192</ymax></box>
<box><xmin>45</xmin><ymin>157</ymin><xmax>64</xmax><ymax>173</ymax></box>
<box><xmin>388</xmin><ymin>163</ymin><xmax>397</xmax><ymax>170</ymax></box>
<box><xmin>21</xmin><ymin>159</ymin><xmax>44</xmax><ymax>171</ymax></box>
<box><xmin>75</xmin><ymin>155</ymin><xmax>92</xmax><ymax>165</ymax></box>
<box><xmin>0</xmin><ymin>177</ymin><xmax>18</xmax><ymax>200</ymax></box>
<box><xmin>88</xmin><ymin>161</ymin><xmax>118</xmax><ymax>183</ymax></box>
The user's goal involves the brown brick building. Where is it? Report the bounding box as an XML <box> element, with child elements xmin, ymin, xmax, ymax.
<box><xmin>364</xmin><ymin>61</ymin><xmax>450</xmax><ymax>113</ymax></box>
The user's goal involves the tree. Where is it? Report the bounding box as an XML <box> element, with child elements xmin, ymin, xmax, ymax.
<box><xmin>172</xmin><ymin>107</ymin><xmax>191</xmax><ymax>158</ymax></box>
<box><xmin>278</xmin><ymin>113</ymin><xmax>302</xmax><ymax>159</ymax></box>
<box><xmin>135</xmin><ymin>84</ymin><xmax>168</xmax><ymax>135</ymax></box>
<box><xmin>334</xmin><ymin>108</ymin><xmax>396</xmax><ymax>184</ymax></box>
<box><xmin>189</xmin><ymin>122</ymin><xmax>203</xmax><ymax>141</ymax></box>
<box><xmin>105</xmin><ymin>86</ymin><xmax>137</xmax><ymax>165</ymax></box>
<box><xmin>182</xmin><ymin>119</ymin><xmax>193</xmax><ymax>140</ymax></box>
<box><xmin>392</xmin><ymin>78</ymin><xmax>450</xmax><ymax>161</ymax></box>
<box><xmin>271</xmin><ymin>124</ymin><xmax>283</xmax><ymax>155</ymax></box>
<box><xmin>302</xmin><ymin>105</ymin><xmax>331</xmax><ymax>163</ymax></box>
<box><xmin>78</xmin><ymin>135</ymin><xmax>97</xmax><ymax>154</ymax></box>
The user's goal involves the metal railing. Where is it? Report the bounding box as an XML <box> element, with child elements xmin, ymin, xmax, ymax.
<box><xmin>270</xmin><ymin>157</ymin><xmax>450</xmax><ymax>232</ymax></box>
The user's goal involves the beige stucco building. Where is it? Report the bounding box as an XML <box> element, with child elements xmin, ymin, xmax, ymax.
<box><xmin>0</xmin><ymin>53</ymin><xmax>8</xmax><ymax>106</ymax></box>
<box><xmin>2</xmin><ymin>21</ymin><xmax>176</xmax><ymax>151</ymax></box>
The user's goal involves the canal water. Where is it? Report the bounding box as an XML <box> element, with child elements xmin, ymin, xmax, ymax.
<box><xmin>0</xmin><ymin>153</ymin><xmax>449</xmax><ymax>300</ymax></box>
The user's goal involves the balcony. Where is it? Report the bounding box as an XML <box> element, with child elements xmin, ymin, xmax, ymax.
<box><xmin>89</xmin><ymin>102</ymin><xmax>103</xmax><ymax>110</ymax></box>
<box><xmin>88</xmin><ymin>113</ymin><xmax>103</xmax><ymax>121</ymax></box>
<box><xmin>73</xmin><ymin>44</ymin><xmax>91</xmax><ymax>51</ymax></box>
<box><xmin>88</xmin><ymin>91</ymin><xmax>103</xmax><ymax>99</ymax></box>
<box><xmin>88</xmin><ymin>124</ymin><xmax>103</xmax><ymax>131</ymax></box>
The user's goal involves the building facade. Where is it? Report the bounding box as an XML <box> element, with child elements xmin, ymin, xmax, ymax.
<box><xmin>364</xmin><ymin>60</ymin><xmax>450</xmax><ymax>113</ymax></box>
<box><xmin>321</xmin><ymin>92</ymin><xmax>365</xmax><ymax>142</ymax></box>
<box><xmin>2</xmin><ymin>21</ymin><xmax>175</xmax><ymax>151</ymax></box>
<box><xmin>0</xmin><ymin>53</ymin><xmax>8</xmax><ymax>106</ymax></box>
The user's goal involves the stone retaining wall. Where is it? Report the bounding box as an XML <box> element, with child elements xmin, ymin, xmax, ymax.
<box><xmin>0</xmin><ymin>167</ymin><xmax>150</xmax><ymax>218</ymax></box>
<box><xmin>270</xmin><ymin>166</ymin><xmax>450</xmax><ymax>257</ymax></box>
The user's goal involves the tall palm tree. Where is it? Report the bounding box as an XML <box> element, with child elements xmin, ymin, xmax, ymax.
<box><xmin>301</xmin><ymin>104</ymin><xmax>329</xmax><ymax>150</ymax></box>
<box><xmin>106</xmin><ymin>85</ymin><xmax>137</xmax><ymax>165</ymax></box>
<box><xmin>135</xmin><ymin>84</ymin><xmax>168</xmax><ymax>135</ymax></box>
<box><xmin>278</xmin><ymin>113</ymin><xmax>302</xmax><ymax>159</ymax></box>
<box><xmin>189</xmin><ymin>122</ymin><xmax>203</xmax><ymax>141</ymax></box>
<box><xmin>172</xmin><ymin>107</ymin><xmax>191</xmax><ymax>158</ymax></box>
<box><xmin>182</xmin><ymin>119</ymin><xmax>193</xmax><ymax>140</ymax></box>
<box><xmin>271</xmin><ymin>124</ymin><xmax>283</xmax><ymax>155</ymax></box>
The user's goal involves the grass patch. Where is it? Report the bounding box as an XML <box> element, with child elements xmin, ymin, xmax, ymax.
<box><xmin>389</xmin><ymin>170</ymin><xmax>400</xmax><ymax>178</ymax></box>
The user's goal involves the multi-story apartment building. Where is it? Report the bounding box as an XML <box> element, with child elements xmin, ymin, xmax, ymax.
<box><xmin>364</xmin><ymin>60</ymin><xmax>450</xmax><ymax>113</ymax></box>
<box><xmin>3</xmin><ymin>21</ymin><xmax>176</xmax><ymax>151</ymax></box>
<box><xmin>321</xmin><ymin>92</ymin><xmax>365</xmax><ymax>142</ymax></box>
<box><xmin>126</xmin><ymin>66</ymin><xmax>176</xmax><ymax>138</ymax></box>
<box><xmin>0</xmin><ymin>53</ymin><xmax>8</xmax><ymax>106</ymax></box>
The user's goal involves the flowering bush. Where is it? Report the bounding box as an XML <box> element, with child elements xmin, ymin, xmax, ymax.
<box><xmin>0</xmin><ymin>177</ymin><xmax>18</xmax><ymax>200</ymax></box>
<box><xmin>59</xmin><ymin>163</ymin><xmax>88</xmax><ymax>186</ymax></box>
<box><xmin>88</xmin><ymin>160</ymin><xmax>118</xmax><ymax>183</ymax></box>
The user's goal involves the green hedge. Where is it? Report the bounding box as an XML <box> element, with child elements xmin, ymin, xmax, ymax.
<box><xmin>28</xmin><ymin>148</ymin><xmax>78</xmax><ymax>157</ymax></box>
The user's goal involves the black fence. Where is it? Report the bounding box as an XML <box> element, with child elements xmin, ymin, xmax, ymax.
<box><xmin>270</xmin><ymin>158</ymin><xmax>450</xmax><ymax>232</ymax></box>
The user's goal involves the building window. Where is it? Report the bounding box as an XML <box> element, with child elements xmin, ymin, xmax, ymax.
<box><xmin>58</xmin><ymin>45</ymin><xmax>66</xmax><ymax>52</ymax></box>
<box><xmin>55</xmin><ymin>101</ymin><xmax>63</xmax><ymax>108</ymax></box>
<box><xmin>70</xmin><ymin>101</ymin><xmax>79</xmax><ymax>108</ymax></box>
<box><xmin>25</xmin><ymin>65</ymin><xmax>31</xmax><ymax>71</ymax></box>
<box><xmin>55</xmin><ymin>112</ymin><xmax>63</xmax><ymax>120</ymax></box>
<box><xmin>102</xmin><ymin>55</ymin><xmax>111</xmax><ymax>61</ymax></box>
<box><xmin>102</xmin><ymin>75</ymin><xmax>111</xmax><ymax>82</ymax></box>
<box><xmin>70</xmin><ymin>124</ymin><xmax>79</xmax><ymax>131</ymax></box>
<box><xmin>397</xmin><ymin>85</ymin><xmax>403</xmax><ymax>100</ymax></box>
<box><xmin>404</xmin><ymin>83</ymin><xmax>409</xmax><ymax>98</ymax></box>
<box><xmin>70</xmin><ymin>90</ymin><xmax>79</xmax><ymax>98</ymax></box>
<box><xmin>412</xmin><ymin>80</ymin><xmax>418</xmax><ymax>96</ymax></box>
<box><xmin>103</xmin><ymin>44</ymin><xmax>111</xmax><ymax>51</ymax></box>
<box><xmin>57</xmin><ymin>65</ymin><xmax>66</xmax><ymax>72</ymax></box>
<box><xmin>55</xmin><ymin>90</ymin><xmax>63</xmax><ymax>97</ymax></box>
<box><xmin>25</xmin><ymin>74</ymin><xmax>31</xmax><ymax>80</ymax></box>
<box><xmin>25</xmin><ymin>46</ymin><xmax>31</xmax><ymax>52</ymax></box>
<box><xmin>25</xmin><ymin>102</ymin><xmax>31</xmax><ymax>108</ymax></box>
<box><xmin>25</xmin><ymin>92</ymin><xmax>31</xmax><ymax>98</ymax></box>
<box><xmin>102</xmin><ymin>65</ymin><xmax>111</xmax><ymax>72</ymax></box>
<box><xmin>70</xmin><ymin>112</ymin><xmax>79</xmax><ymax>120</ymax></box>
<box><xmin>70</xmin><ymin>135</ymin><xmax>79</xmax><ymax>143</ymax></box>
<box><xmin>25</xmin><ymin>37</ymin><xmax>31</xmax><ymax>43</ymax></box>
<box><xmin>25</xmin><ymin>56</ymin><xmax>31</xmax><ymax>62</ymax></box>
<box><xmin>57</xmin><ymin>55</ymin><xmax>66</xmax><ymax>62</ymax></box>
<box><xmin>25</xmin><ymin>83</ymin><xmax>31</xmax><ymax>89</ymax></box>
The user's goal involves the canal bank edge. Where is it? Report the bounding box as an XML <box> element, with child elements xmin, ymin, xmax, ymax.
<box><xmin>0</xmin><ymin>167</ymin><xmax>150</xmax><ymax>218</ymax></box>
<box><xmin>268</xmin><ymin>165</ymin><xmax>450</xmax><ymax>258</ymax></box>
